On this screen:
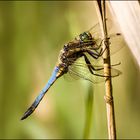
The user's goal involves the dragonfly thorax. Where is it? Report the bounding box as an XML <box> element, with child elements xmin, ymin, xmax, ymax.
<box><xmin>58</xmin><ymin>46</ymin><xmax>78</xmax><ymax>66</ymax></box>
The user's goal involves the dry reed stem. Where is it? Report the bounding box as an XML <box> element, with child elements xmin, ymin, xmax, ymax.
<box><xmin>94</xmin><ymin>1</ymin><xmax>116</xmax><ymax>139</ymax></box>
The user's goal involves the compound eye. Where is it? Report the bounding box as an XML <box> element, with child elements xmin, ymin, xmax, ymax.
<box><xmin>79</xmin><ymin>32</ymin><xmax>88</xmax><ymax>41</ymax></box>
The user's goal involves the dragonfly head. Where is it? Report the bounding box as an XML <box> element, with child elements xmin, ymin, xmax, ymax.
<box><xmin>79</xmin><ymin>32</ymin><xmax>92</xmax><ymax>42</ymax></box>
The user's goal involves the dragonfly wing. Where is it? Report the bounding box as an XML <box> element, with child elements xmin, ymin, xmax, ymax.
<box><xmin>74</xmin><ymin>19</ymin><xmax>112</xmax><ymax>45</ymax></box>
<box><xmin>68</xmin><ymin>67</ymin><xmax>104</xmax><ymax>84</ymax></box>
<box><xmin>106</xmin><ymin>33</ymin><xmax>125</xmax><ymax>56</ymax></box>
<box><xmin>87</xmin><ymin>18</ymin><xmax>113</xmax><ymax>39</ymax></box>
<box><xmin>87</xmin><ymin>19</ymin><xmax>125</xmax><ymax>56</ymax></box>
<box><xmin>64</xmin><ymin>70</ymin><xmax>81</xmax><ymax>82</ymax></box>
<box><xmin>85</xmin><ymin>33</ymin><xmax>125</xmax><ymax>62</ymax></box>
<box><xmin>74</xmin><ymin>62</ymin><xmax>122</xmax><ymax>77</ymax></box>
<box><xmin>93</xmin><ymin>65</ymin><xmax>122</xmax><ymax>77</ymax></box>
<box><xmin>68</xmin><ymin>60</ymin><xmax>122</xmax><ymax>84</ymax></box>
<box><xmin>68</xmin><ymin>62</ymin><xmax>105</xmax><ymax>84</ymax></box>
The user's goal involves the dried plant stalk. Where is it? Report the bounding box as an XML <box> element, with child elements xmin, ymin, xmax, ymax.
<box><xmin>94</xmin><ymin>1</ymin><xmax>116</xmax><ymax>139</ymax></box>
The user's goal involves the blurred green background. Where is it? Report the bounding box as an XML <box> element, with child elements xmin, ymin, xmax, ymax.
<box><xmin>0</xmin><ymin>1</ymin><xmax>140</xmax><ymax>139</ymax></box>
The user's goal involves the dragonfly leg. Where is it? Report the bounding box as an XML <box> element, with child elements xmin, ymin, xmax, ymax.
<box><xmin>94</xmin><ymin>39</ymin><xmax>108</xmax><ymax>56</ymax></box>
<box><xmin>96</xmin><ymin>37</ymin><xmax>113</xmax><ymax>57</ymax></box>
<box><xmin>95</xmin><ymin>39</ymin><xmax>104</xmax><ymax>49</ymax></box>
<box><xmin>87</xmin><ymin>40</ymin><xmax>108</xmax><ymax>60</ymax></box>
<box><xmin>83</xmin><ymin>54</ymin><xmax>104</xmax><ymax>72</ymax></box>
<box><xmin>95</xmin><ymin>47</ymin><xmax>106</xmax><ymax>58</ymax></box>
<box><xmin>83</xmin><ymin>54</ymin><xmax>113</xmax><ymax>78</ymax></box>
<box><xmin>89</xmin><ymin>38</ymin><xmax>104</xmax><ymax>51</ymax></box>
<box><xmin>87</xmin><ymin>49</ymin><xmax>102</xmax><ymax>59</ymax></box>
<box><xmin>82</xmin><ymin>53</ymin><xmax>116</xmax><ymax>78</ymax></box>
<box><xmin>92</xmin><ymin>37</ymin><xmax>111</xmax><ymax>57</ymax></box>
<box><xmin>82</xmin><ymin>54</ymin><xmax>93</xmax><ymax>74</ymax></box>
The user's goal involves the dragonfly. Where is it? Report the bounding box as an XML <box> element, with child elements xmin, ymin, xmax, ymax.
<box><xmin>21</xmin><ymin>22</ymin><xmax>123</xmax><ymax>120</ymax></box>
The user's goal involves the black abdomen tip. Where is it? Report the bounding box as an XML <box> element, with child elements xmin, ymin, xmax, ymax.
<box><xmin>21</xmin><ymin>106</ymin><xmax>35</xmax><ymax>120</ymax></box>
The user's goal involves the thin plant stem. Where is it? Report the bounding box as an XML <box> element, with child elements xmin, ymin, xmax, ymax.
<box><xmin>94</xmin><ymin>1</ymin><xmax>116</xmax><ymax>139</ymax></box>
<box><xmin>83</xmin><ymin>84</ymin><xmax>94</xmax><ymax>139</ymax></box>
